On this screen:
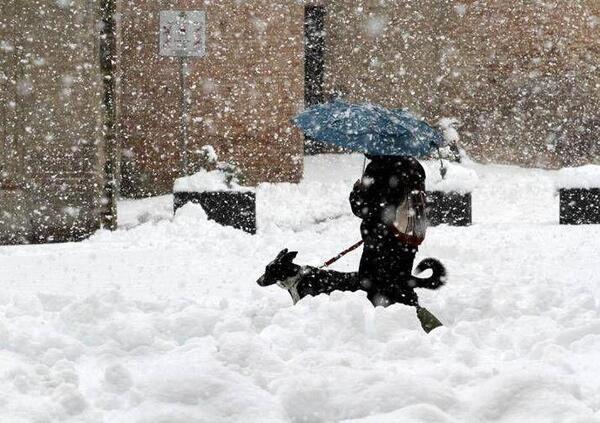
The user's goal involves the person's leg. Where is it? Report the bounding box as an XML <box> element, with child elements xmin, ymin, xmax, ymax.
<box><xmin>358</xmin><ymin>234</ymin><xmax>389</xmax><ymax>306</ymax></box>
<box><xmin>361</xmin><ymin>238</ymin><xmax>444</xmax><ymax>332</ymax></box>
<box><xmin>358</xmin><ymin>240</ymin><xmax>377</xmax><ymax>291</ymax></box>
<box><xmin>365</xmin><ymin>237</ymin><xmax>418</xmax><ymax>306</ymax></box>
<box><xmin>385</xmin><ymin>242</ymin><xmax>419</xmax><ymax>306</ymax></box>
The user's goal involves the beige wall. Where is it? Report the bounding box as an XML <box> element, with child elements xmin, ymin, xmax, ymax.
<box><xmin>3</xmin><ymin>1</ymin><xmax>599</xmax><ymax>244</ymax></box>
<box><xmin>324</xmin><ymin>0</ymin><xmax>600</xmax><ymax>167</ymax></box>
<box><xmin>118</xmin><ymin>1</ymin><xmax>304</xmax><ymax>197</ymax></box>
<box><xmin>0</xmin><ymin>0</ymin><xmax>106</xmax><ymax>243</ymax></box>
<box><xmin>439</xmin><ymin>0</ymin><xmax>600</xmax><ymax>167</ymax></box>
<box><xmin>119</xmin><ymin>0</ymin><xmax>599</xmax><ymax>199</ymax></box>
<box><xmin>324</xmin><ymin>0</ymin><xmax>442</xmax><ymax>117</ymax></box>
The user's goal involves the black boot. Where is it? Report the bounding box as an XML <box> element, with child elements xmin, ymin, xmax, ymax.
<box><xmin>416</xmin><ymin>306</ymin><xmax>443</xmax><ymax>333</ymax></box>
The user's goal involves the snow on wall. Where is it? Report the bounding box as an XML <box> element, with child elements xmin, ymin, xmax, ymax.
<box><xmin>555</xmin><ymin>165</ymin><xmax>600</xmax><ymax>189</ymax></box>
<box><xmin>173</xmin><ymin>169</ymin><xmax>254</xmax><ymax>193</ymax></box>
<box><xmin>422</xmin><ymin>161</ymin><xmax>478</xmax><ymax>193</ymax></box>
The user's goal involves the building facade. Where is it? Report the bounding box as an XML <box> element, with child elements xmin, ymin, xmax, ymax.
<box><xmin>1</xmin><ymin>0</ymin><xmax>107</xmax><ymax>244</ymax></box>
<box><xmin>1</xmin><ymin>0</ymin><xmax>599</xmax><ymax>243</ymax></box>
<box><xmin>117</xmin><ymin>0</ymin><xmax>305</xmax><ymax>197</ymax></box>
<box><xmin>323</xmin><ymin>0</ymin><xmax>600</xmax><ymax>168</ymax></box>
<box><xmin>119</xmin><ymin>0</ymin><xmax>600</xmax><ymax>199</ymax></box>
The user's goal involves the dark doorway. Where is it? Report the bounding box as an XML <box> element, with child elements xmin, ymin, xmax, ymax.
<box><xmin>304</xmin><ymin>5</ymin><xmax>326</xmax><ymax>154</ymax></box>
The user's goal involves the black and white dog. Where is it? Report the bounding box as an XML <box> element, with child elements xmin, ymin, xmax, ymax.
<box><xmin>257</xmin><ymin>248</ymin><xmax>446</xmax><ymax>305</ymax></box>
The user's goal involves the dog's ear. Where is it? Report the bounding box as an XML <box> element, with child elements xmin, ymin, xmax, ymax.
<box><xmin>275</xmin><ymin>249</ymin><xmax>289</xmax><ymax>260</ymax></box>
<box><xmin>282</xmin><ymin>251</ymin><xmax>298</xmax><ymax>263</ymax></box>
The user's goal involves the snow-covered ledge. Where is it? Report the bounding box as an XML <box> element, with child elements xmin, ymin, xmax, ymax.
<box><xmin>173</xmin><ymin>168</ymin><xmax>255</xmax><ymax>194</ymax></box>
<box><xmin>423</xmin><ymin>161</ymin><xmax>478</xmax><ymax>194</ymax></box>
<box><xmin>173</xmin><ymin>169</ymin><xmax>256</xmax><ymax>234</ymax></box>
<box><xmin>556</xmin><ymin>165</ymin><xmax>600</xmax><ymax>225</ymax></box>
<box><xmin>421</xmin><ymin>161</ymin><xmax>478</xmax><ymax>226</ymax></box>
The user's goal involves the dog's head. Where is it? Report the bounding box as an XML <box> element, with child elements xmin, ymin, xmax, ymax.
<box><xmin>257</xmin><ymin>248</ymin><xmax>299</xmax><ymax>287</ymax></box>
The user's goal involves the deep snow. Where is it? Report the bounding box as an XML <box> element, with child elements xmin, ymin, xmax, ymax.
<box><xmin>1</xmin><ymin>154</ymin><xmax>599</xmax><ymax>423</ymax></box>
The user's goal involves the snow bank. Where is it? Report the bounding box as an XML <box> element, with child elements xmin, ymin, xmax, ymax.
<box><xmin>1</xmin><ymin>155</ymin><xmax>600</xmax><ymax>422</ymax></box>
<box><xmin>173</xmin><ymin>168</ymin><xmax>253</xmax><ymax>193</ymax></box>
<box><xmin>422</xmin><ymin>160</ymin><xmax>478</xmax><ymax>193</ymax></box>
<box><xmin>2</xmin><ymin>276</ymin><xmax>599</xmax><ymax>422</ymax></box>
<box><xmin>257</xmin><ymin>154</ymin><xmax>364</xmax><ymax>231</ymax></box>
<box><xmin>555</xmin><ymin>165</ymin><xmax>600</xmax><ymax>189</ymax></box>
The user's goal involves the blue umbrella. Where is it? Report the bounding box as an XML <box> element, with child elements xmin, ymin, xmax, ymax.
<box><xmin>293</xmin><ymin>100</ymin><xmax>444</xmax><ymax>157</ymax></box>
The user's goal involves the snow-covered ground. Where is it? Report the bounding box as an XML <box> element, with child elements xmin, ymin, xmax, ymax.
<box><xmin>1</xmin><ymin>154</ymin><xmax>599</xmax><ymax>423</ymax></box>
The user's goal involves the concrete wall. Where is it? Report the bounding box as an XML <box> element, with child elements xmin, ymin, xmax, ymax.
<box><xmin>118</xmin><ymin>1</ymin><xmax>304</xmax><ymax>197</ymax></box>
<box><xmin>324</xmin><ymin>0</ymin><xmax>600</xmax><ymax>168</ymax></box>
<box><xmin>438</xmin><ymin>0</ymin><xmax>600</xmax><ymax>167</ymax></box>
<box><xmin>118</xmin><ymin>0</ymin><xmax>599</xmax><ymax>199</ymax></box>
<box><xmin>0</xmin><ymin>0</ymin><xmax>106</xmax><ymax>243</ymax></box>
<box><xmin>2</xmin><ymin>1</ymin><xmax>598</xmax><ymax>244</ymax></box>
<box><xmin>324</xmin><ymin>0</ymin><xmax>442</xmax><ymax>117</ymax></box>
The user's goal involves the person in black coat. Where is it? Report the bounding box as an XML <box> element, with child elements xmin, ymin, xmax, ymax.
<box><xmin>258</xmin><ymin>153</ymin><xmax>444</xmax><ymax>332</ymax></box>
<box><xmin>349</xmin><ymin>155</ymin><xmax>426</xmax><ymax>307</ymax></box>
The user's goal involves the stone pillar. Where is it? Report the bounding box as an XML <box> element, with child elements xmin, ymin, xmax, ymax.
<box><xmin>0</xmin><ymin>0</ymin><xmax>107</xmax><ymax>244</ymax></box>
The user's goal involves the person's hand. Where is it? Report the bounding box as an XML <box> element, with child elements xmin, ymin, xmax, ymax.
<box><xmin>353</xmin><ymin>179</ymin><xmax>362</xmax><ymax>189</ymax></box>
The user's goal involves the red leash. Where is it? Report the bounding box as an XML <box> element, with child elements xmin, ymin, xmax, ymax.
<box><xmin>320</xmin><ymin>240</ymin><xmax>364</xmax><ymax>269</ymax></box>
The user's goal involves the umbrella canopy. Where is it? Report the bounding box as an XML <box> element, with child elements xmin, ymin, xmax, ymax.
<box><xmin>293</xmin><ymin>100</ymin><xmax>444</xmax><ymax>157</ymax></box>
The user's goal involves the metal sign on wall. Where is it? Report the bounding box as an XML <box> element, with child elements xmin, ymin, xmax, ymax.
<box><xmin>159</xmin><ymin>11</ymin><xmax>206</xmax><ymax>57</ymax></box>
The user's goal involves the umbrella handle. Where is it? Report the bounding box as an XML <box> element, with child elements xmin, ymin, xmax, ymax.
<box><xmin>437</xmin><ymin>147</ymin><xmax>447</xmax><ymax>179</ymax></box>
